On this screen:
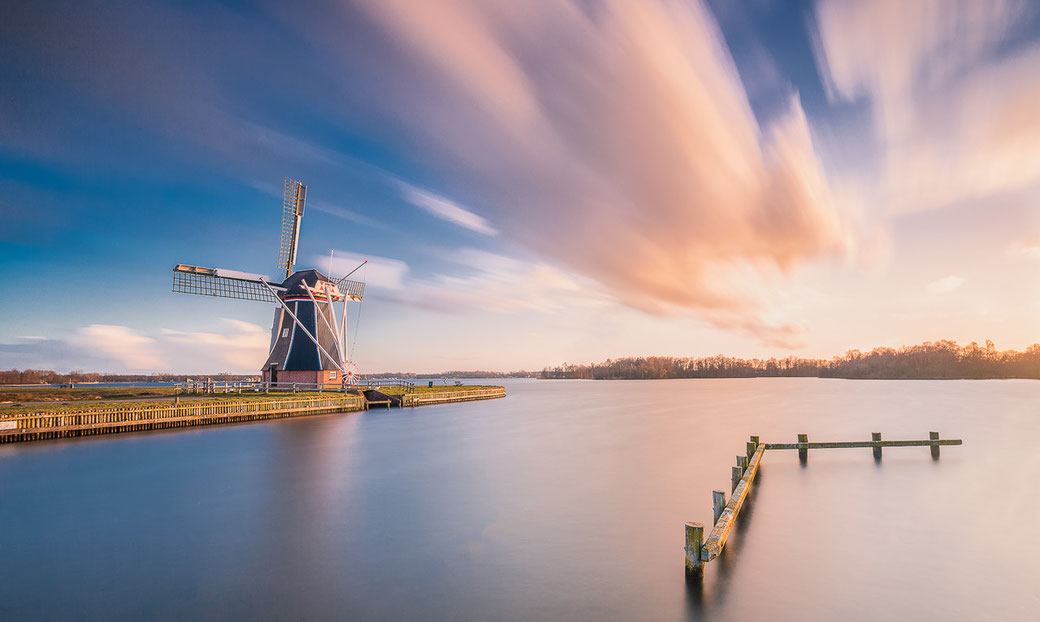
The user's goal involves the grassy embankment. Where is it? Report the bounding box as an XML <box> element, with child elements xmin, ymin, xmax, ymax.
<box><xmin>376</xmin><ymin>384</ymin><xmax>490</xmax><ymax>396</ymax></box>
<box><xmin>0</xmin><ymin>385</ymin><xmax>499</xmax><ymax>417</ymax></box>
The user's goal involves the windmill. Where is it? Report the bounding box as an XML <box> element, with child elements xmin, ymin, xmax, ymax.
<box><xmin>171</xmin><ymin>178</ymin><xmax>366</xmax><ymax>387</ymax></box>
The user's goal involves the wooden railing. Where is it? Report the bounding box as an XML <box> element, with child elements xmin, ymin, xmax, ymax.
<box><xmin>400</xmin><ymin>387</ymin><xmax>506</xmax><ymax>407</ymax></box>
<box><xmin>0</xmin><ymin>394</ymin><xmax>365</xmax><ymax>442</ymax></box>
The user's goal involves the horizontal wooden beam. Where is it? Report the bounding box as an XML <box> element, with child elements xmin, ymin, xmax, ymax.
<box><xmin>702</xmin><ymin>444</ymin><xmax>765</xmax><ymax>562</ymax></box>
<box><xmin>764</xmin><ymin>439</ymin><xmax>962</xmax><ymax>450</ymax></box>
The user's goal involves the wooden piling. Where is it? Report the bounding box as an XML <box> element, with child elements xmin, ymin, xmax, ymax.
<box><xmin>712</xmin><ymin>490</ymin><xmax>726</xmax><ymax>525</ymax></box>
<box><xmin>689</xmin><ymin>432</ymin><xmax>963</xmax><ymax>575</ymax></box>
<box><xmin>703</xmin><ymin>444</ymin><xmax>766</xmax><ymax>562</ymax></box>
<box><xmin>685</xmin><ymin>522</ymin><xmax>704</xmax><ymax>578</ymax></box>
<box><xmin>764</xmin><ymin>438</ymin><xmax>962</xmax><ymax>450</ymax></box>
<box><xmin>746</xmin><ymin>441</ymin><xmax>757</xmax><ymax>462</ymax></box>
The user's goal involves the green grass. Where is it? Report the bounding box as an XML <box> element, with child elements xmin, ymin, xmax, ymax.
<box><xmin>374</xmin><ymin>384</ymin><xmax>499</xmax><ymax>396</ymax></box>
<box><xmin>0</xmin><ymin>387</ymin><xmax>181</xmax><ymax>404</ymax></box>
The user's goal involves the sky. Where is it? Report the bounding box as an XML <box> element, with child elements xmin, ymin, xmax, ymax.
<box><xmin>1</xmin><ymin>0</ymin><xmax>1039</xmax><ymax>374</ymax></box>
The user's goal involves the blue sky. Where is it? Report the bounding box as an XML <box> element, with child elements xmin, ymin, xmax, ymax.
<box><xmin>2</xmin><ymin>0</ymin><xmax>1039</xmax><ymax>373</ymax></box>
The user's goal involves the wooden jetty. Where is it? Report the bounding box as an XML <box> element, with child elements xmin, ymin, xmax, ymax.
<box><xmin>685</xmin><ymin>432</ymin><xmax>963</xmax><ymax>578</ymax></box>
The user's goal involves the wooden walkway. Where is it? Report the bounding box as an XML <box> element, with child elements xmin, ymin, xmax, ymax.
<box><xmin>686</xmin><ymin>432</ymin><xmax>963</xmax><ymax>578</ymax></box>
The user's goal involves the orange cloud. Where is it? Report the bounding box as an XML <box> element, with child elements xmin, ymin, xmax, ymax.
<box><xmin>814</xmin><ymin>0</ymin><xmax>1040</xmax><ymax>214</ymax></box>
<box><xmin>343</xmin><ymin>0</ymin><xmax>854</xmax><ymax>346</ymax></box>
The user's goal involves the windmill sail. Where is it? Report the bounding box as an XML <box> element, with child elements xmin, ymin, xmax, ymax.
<box><xmin>331</xmin><ymin>277</ymin><xmax>366</xmax><ymax>300</ymax></box>
<box><xmin>169</xmin><ymin>176</ymin><xmax>368</xmax><ymax>387</ymax></box>
<box><xmin>172</xmin><ymin>264</ymin><xmax>282</xmax><ymax>302</ymax></box>
<box><xmin>276</xmin><ymin>178</ymin><xmax>306</xmax><ymax>280</ymax></box>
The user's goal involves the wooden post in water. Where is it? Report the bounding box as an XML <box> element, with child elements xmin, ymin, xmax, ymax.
<box><xmin>689</xmin><ymin>432</ymin><xmax>963</xmax><ymax>577</ymax></box>
<box><xmin>746</xmin><ymin>441</ymin><xmax>757</xmax><ymax>462</ymax></box>
<box><xmin>685</xmin><ymin>522</ymin><xmax>704</xmax><ymax>578</ymax></box>
<box><xmin>712</xmin><ymin>490</ymin><xmax>726</xmax><ymax>525</ymax></box>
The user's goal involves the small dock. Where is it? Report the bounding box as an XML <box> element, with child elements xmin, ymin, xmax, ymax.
<box><xmin>686</xmin><ymin>432</ymin><xmax>963</xmax><ymax>578</ymax></box>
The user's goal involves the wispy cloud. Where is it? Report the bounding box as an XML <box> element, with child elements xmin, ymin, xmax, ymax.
<box><xmin>1008</xmin><ymin>239</ymin><xmax>1040</xmax><ymax>260</ymax></box>
<box><xmin>399</xmin><ymin>183</ymin><xmax>498</xmax><ymax>236</ymax></box>
<box><xmin>316</xmin><ymin>0</ymin><xmax>856</xmax><ymax>346</ymax></box>
<box><xmin>306</xmin><ymin>198</ymin><xmax>379</xmax><ymax>227</ymax></box>
<box><xmin>813</xmin><ymin>0</ymin><xmax>1040</xmax><ymax>214</ymax></box>
<box><xmin>72</xmin><ymin>325</ymin><xmax>165</xmax><ymax>370</ymax></box>
<box><xmin>926</xmin><ymin>275</ymin><xmax>965</xmax><ymax>294</ymax></box>
<box><xmin>323</xmin><ymin>247</ymin><xmax>608</xmax><ymax>315</ymax></box>
<box><xmin>406</xmin><ymin>249</ymin><xmax>610</xmax><ymax>314</ymax></box>
<box><xmin>0</xmin><ymin>320</ymin><xmax>271</xmax><ymax>374</ymax></box>
<box><xmin>321</xmin><ymin>251</ymin><xmax>408</xmax><ymax>290</ymax></box>
<box><xmin>160</xmin><ymin>319</ymin><xmax>269</xmax><ymax>371</ymax></box>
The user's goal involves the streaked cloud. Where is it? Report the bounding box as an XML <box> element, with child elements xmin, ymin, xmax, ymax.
<box><xmin>322</xmin><ymin>251</ymin><xmax>408</xmax><ymax>290</ymax></box>
<box><xmin>1009</xmin><ymin>239</ymin><xmax>1040</xmax><ymax>260</ymax></box>
<box><xmin>160</xmin><ymin>319</ymin><xmax>269</xmax><ymax>371</ymax></box>
<box><xmin>926</xmin><ymin>276</ymin><xmax>965</xmax><ymax>295</ymax></box>
<box><xmin>0</xmin><ymin>321</ymin><xmax>275</xmax><ymax>374</ymax></box>
<box><xmin>407</xmin><ymin>249</ymin><xmax>610</xmax><ymax>314</ymax></box>
<box><xmin>305</xmin><ymin>198</ymin><xmax>379</xmax><ymax>228</ymax></box>
<box><xmin>72</xmin><ymin>325</ymin><xmax>165</xmax><ymax>370</ymax></box>
<box><xmin>400</xmin><ymin>183</ymin><xmax>498</xmax><ymax>236</ymax></box>
<box><xmin>333</xmin><ymin>0</ymin><xmax>854</xmax><ymax>345</ymax></box>
<box><xmin>813</xmin><ymin>0</ymin><xmax>1040</xmax><ymax>214</ymax></box>
<box><xmin>324</xmin><ymin>247</ymin><xmax>608</xmax><ymax>314</ymax></box>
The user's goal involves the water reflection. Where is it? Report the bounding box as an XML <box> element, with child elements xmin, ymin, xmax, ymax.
<box><xmin>0</xmin><ymin>378</ymin><xmax>1037</xmax><ymax>621</ymax></box>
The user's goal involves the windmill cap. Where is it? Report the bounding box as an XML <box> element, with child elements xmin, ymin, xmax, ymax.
<box><xmin>279</xmin><ymin>269</ymin><xmax>340</xmax><ymax>301</ymax></box>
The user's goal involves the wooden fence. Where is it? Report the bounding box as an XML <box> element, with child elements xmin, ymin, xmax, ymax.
<box><xmin>0</xmin><ymin>394</ymin><xmax>365</xmax><ymax>443</ymax></box>
<box><xmin>400</xmin><ymin>387</ymin><xmax>506</xmax><ymax>407</ymax></box>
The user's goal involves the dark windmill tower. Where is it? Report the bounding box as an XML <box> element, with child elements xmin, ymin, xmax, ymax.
<box><xmin>171</xmin><ymin>178</ymin><xmax>366</xmax><ymax>387</ymax></box>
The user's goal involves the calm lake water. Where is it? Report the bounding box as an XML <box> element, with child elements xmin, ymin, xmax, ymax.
<box><xmin>1</xmin><ymin>378</ymin><xmax>1038</xmax><ymax>620</ymax></box>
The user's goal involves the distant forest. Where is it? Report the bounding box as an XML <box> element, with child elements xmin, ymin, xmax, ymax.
<box><xmin>540</xmin><ymin>340</ymin><xmax>1040</xmax><ymax>380</ymax></box>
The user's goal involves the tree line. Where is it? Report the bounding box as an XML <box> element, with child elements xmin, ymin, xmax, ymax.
<box><xmin>540</xmin><ymin>340</ymin><xmax>1040</xmax><ymax>380</ymax></box>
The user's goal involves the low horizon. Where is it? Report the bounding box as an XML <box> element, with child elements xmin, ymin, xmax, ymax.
<box><xmin>3</xmin><ymin>336</ymin><xmax>1036</xmax><ymax>378</ymax></box>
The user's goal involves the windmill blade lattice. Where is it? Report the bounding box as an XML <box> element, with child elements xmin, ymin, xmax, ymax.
<box><xmin>172</xmin><ymin>265</ymin><xmax>280</xmax><ymax>302</ymax></box>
